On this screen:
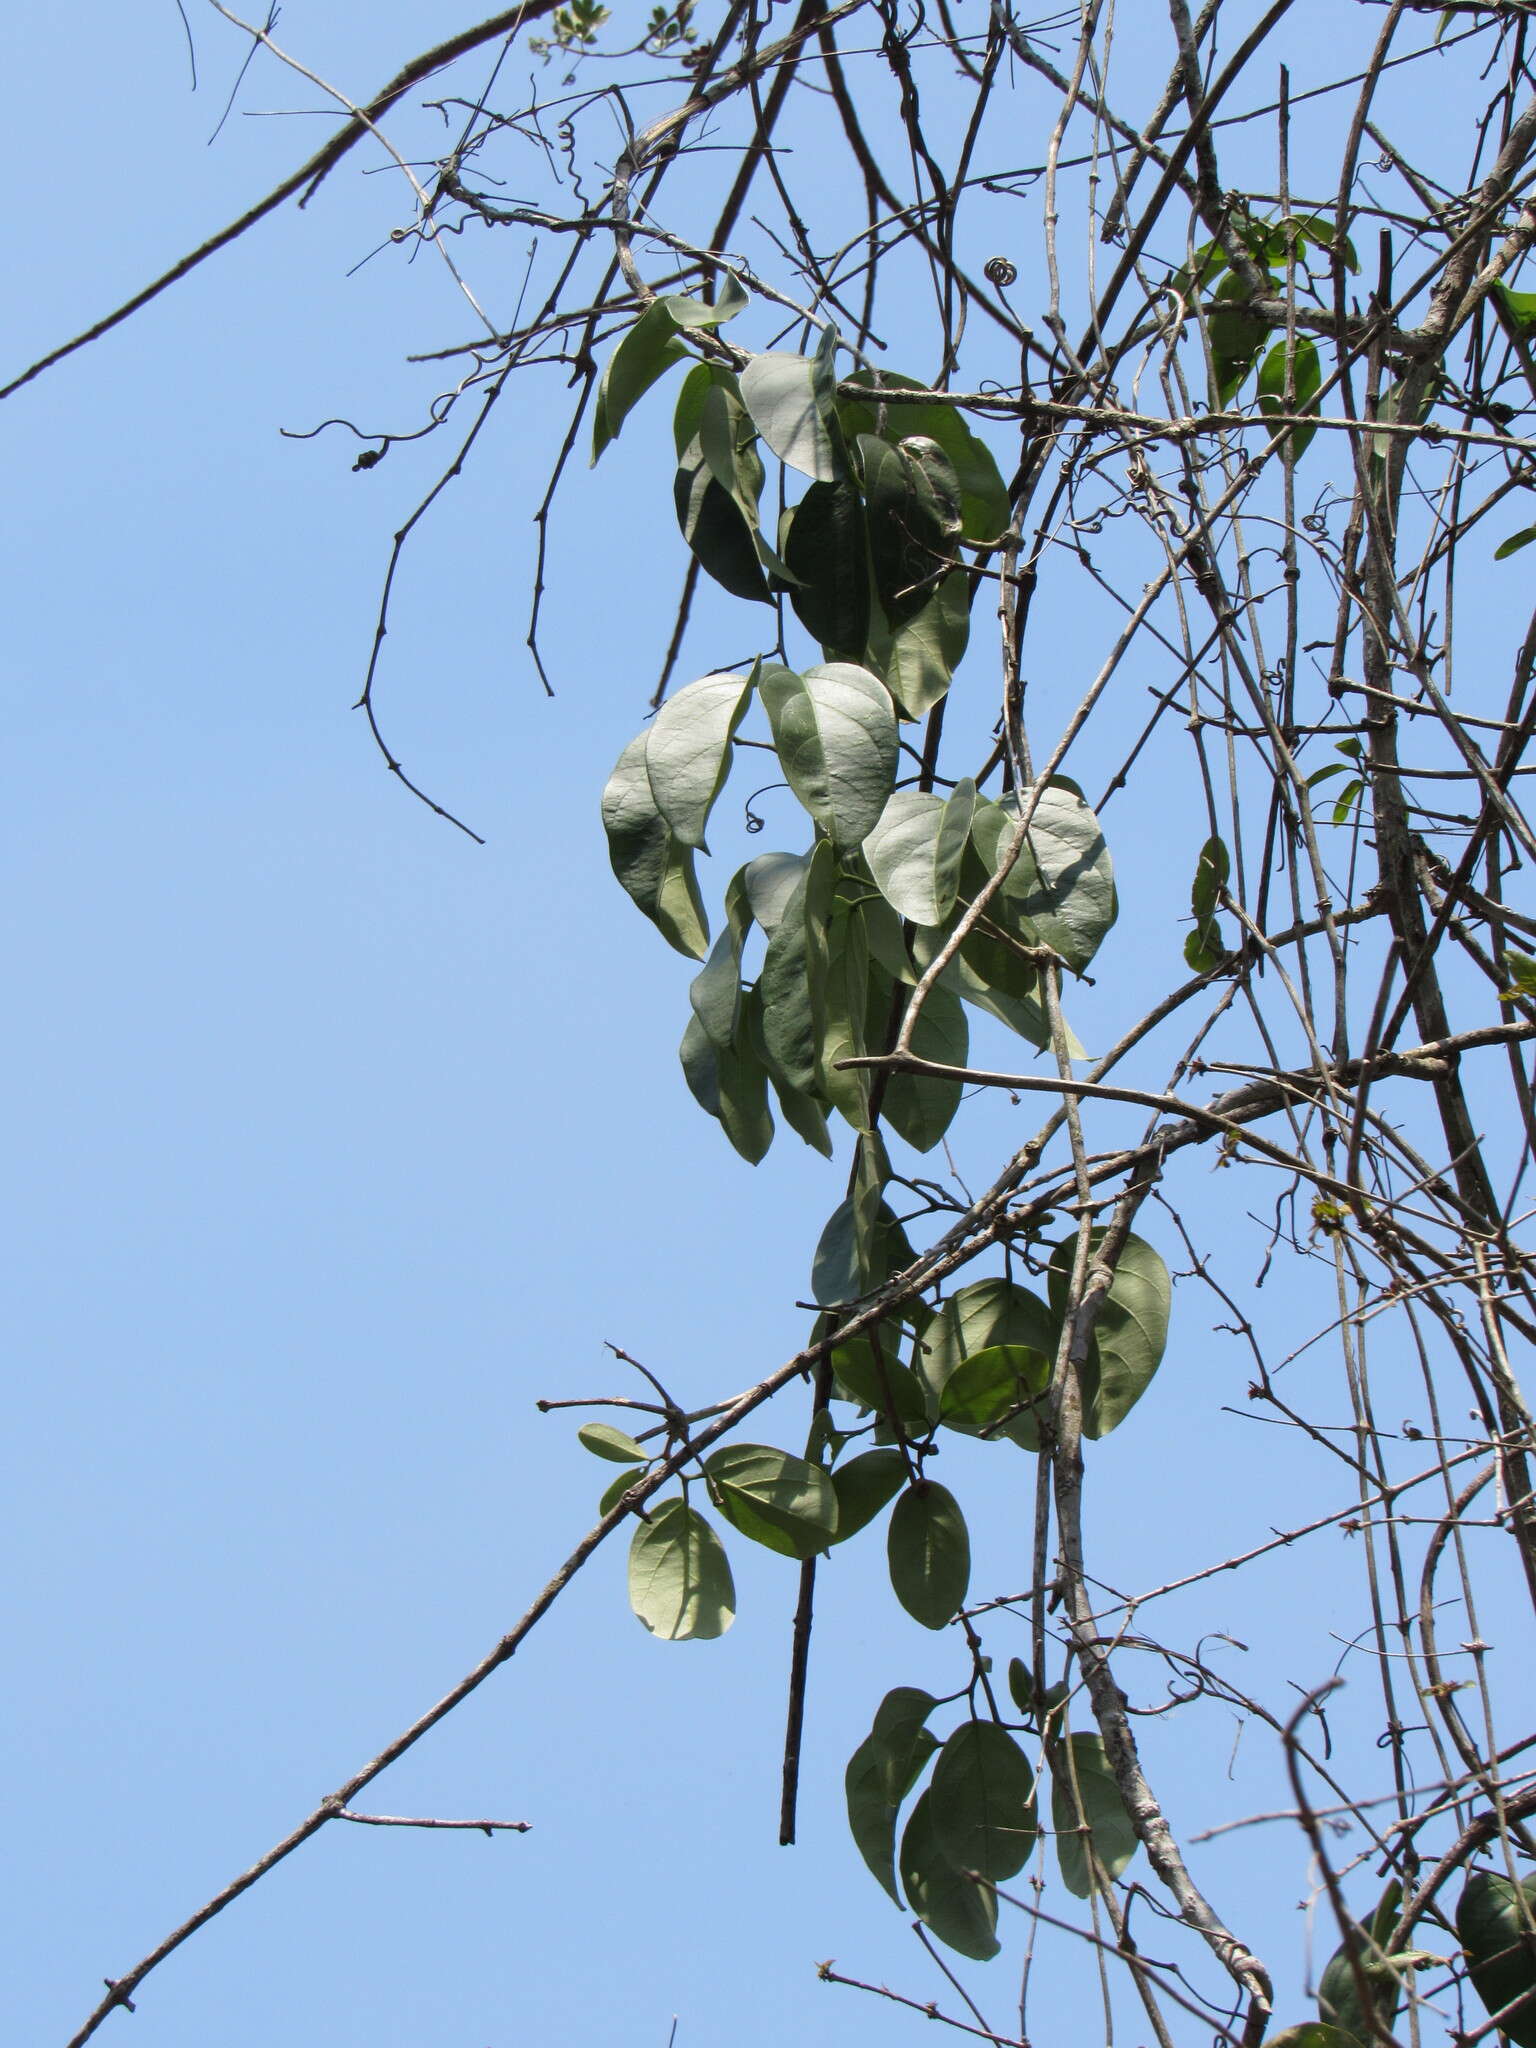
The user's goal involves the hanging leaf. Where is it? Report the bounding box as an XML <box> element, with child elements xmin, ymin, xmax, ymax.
<box><xmin>742</xmin><ymin>850</ymin><xmax>810</xmax><ymax>931</ymax></box>
<box><xmin>578</xmin><ymin>1422</ymin><xmax>648</xmax><ymax>1464</ymax></box>
<box><xmin>863</xmin><ymin>779</ymin><xmax>976</xmax><ymax>928</ymax></box>
<box><xmin>1050</xmin><ymin>1731</ymin><xmax>1137</xmax><ymax>1897</ymax></box>
<box><xmin>899</xmin><ymin>1789</ymin><xmax>1000</xmax><ymax>1960</ymax></box>
<box><xmin>1458</xmin><ymin>1869</ymin><xmax>1536</xmax><ymax>2048</ymax></box>
<box><xmin>830</xmin><ymin>1449</ymin><xmax>908</xmax><ymax>1542</ymax></box>
<box><xmin>1184</xmin><ymin>833</ymin><xmax>1230</xmax><ymax>972</ymax></box>
<box><xmin>745</xmin><ymin>977</ymin><xmax>835</xmax><ymax>1155</ymax></box>
<box><xmin>784</xmin><ymin>480</ymin><xmax>871</xmax><ymax>657</ymax></box>
<box><xmin>829</xmin><ymin>1330</ymin><xmax>931</xmax><ymax>1430</ymax></box>
<box><xmin>705</xmin><ymin>1442</ymin><xmax>839</xmax><ymax>1558</ymax></box>
<box><xmin>678</xmin><ymin>1008</ymin><xmax>773</xmax><ymax>1163</ymax></box>
<box><xmin>1046</xmin><ymin>1232</ymin><xmax>1171</xmax><ymax>1439</ymax></box>
<box><xmin>811</xmin><ymin>1193</ymin><xmax>913</xmax><ymax>1306</ymax></box>
<box><xmin>759</xmin><ymin>839</ymin><xmax>835</xmax><ymax>1095</ymax></box>
<box><xmin>599</xmin><ymin>1463</ymin><xmax>646</xmax><ymax>1515</ymax></box>
<box><xmin>644</xmin><ymin>668</ymin><xmax>755</xmax><ymax>851</ymax></box>
<box><xmin>1207</xmin><ymin>271</ymin><xmax>1271</xmax><ymax>404</ymax></box>
<box><xmin>1496</xmin><ymin>525</ymin><xmax>1536</xmax><ymax>561</ymax></box>
<box><xmin>878</xmin><ymin>977</ymin><xmax>968</xmax><ymax>1154</ymax></box>
<box><xmin>592</xmin><ymin>301</ymin><xmax>687</xmax><ymax>462</ymax></box>
<box><xmin>818</xmin><ymin>897</ymin><xmax>874</xmax><ymax>1133</ymax></box>
<box><xmin>739</xmin><ymin>334</ymin><xmax>840</xmax><ymax>481</ymax></box>
<box><xmin>600</xmin><ymin>733</ymin><xmax>710</xmax><ymax>958</ymax></box>
<box><xmin>674</xmin><ymin>437</ymin><xmax>772</xmax><ymax>603</ymax></box>
<box><xmin>1257</xmin><ymin>333</ymin><xmax>1323</xmax><ymax>455</ymax></box>
<box><xmin>931</xmin><ymin>1719</ymin><xmax>1038</xmax><ymax>1882</ymax></box>
<box><xmin>759</xmin><ymin>662</ymin><xmax>899</xmax><ymax>848</ymax></box>
<box><xmin>970</xmin><ymin>785</ymin><xmax>1117</xmax><ymax>974</ymax></box>
<box><xmin>883</xmin><ymin>569</ymin><xmax>972</xmax><ymax>717</ymax></box>
<box><xmin>840</xmin><ymin>371</ymin><xmax>1010</xmax><ymax>539</ymax></box>
<box><xmin>861</xmin><ymin>434</ymin><xmax>964</xmax><ymax>626</ymax></box>
<box><xmin>888</xmin><ymin>1481</ymin><xmax>970</xmax><ymax>1627</ymax></box>
<box><xmin>689</xmin><ymin>868</ymin><xmax>752</xmax><ymax>1049</ymax></box>
<box><xmin>628</xmin><ymin>1498</ymin><xmax>736</xmax><ymax>1640</ymax></box>
<box><xmin>845</xmin><ymin>1686</ymin><xmax>940</xmax><ymax>1902</ymax></box>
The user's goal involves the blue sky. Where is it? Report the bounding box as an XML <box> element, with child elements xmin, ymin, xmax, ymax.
<box><xmin>3</xmin><ymin>7</ymin><xmax>1516</xmax><ymax>2046</ymax></box>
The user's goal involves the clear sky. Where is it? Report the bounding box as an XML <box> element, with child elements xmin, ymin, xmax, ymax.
<box><xmin>2</xmin><ymin>8</ymin><xmax>1511</xmax><ymax>2047</ymax></box>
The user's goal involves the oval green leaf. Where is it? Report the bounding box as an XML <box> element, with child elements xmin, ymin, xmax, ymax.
<box><xmin>1458</xmin><ymin>1869</ymin><xmax>1536</xmax><ymax>2048</ymax></box>
<box><xmin>899</xmin><ymin>1788</ymin><xmax>1000</xmax><ymax>1960</ymax></box>
<box><xmin>740</xmin><ymin>348</ymin><xmax>839</xmax><ymax>481</ymax></box>
<box><xmin>1047</xmin><ymin>1231</ymin><xmax>1171</xmax><ymax>1439</ymax></box>
<box><xmin>888</xmin><ymin>1481</ymin><xmax>970</xmax><ymax>1628</ymax></box>
<box><xmin>1050</xmin><ymin>1730</ymin><xmax>1137</xmax><ymax>1897</ymax></box>
<box><xmin>759</xmin><ymin>662</ymin><xmax>899</xmax><ymax>848</ymax></box>
<box><xmin>645</xmin><ymin>669</ymin><xmax>754</xmax><ymax>851</ymax></box>
<box><xmin>578</xmin><ymin>1422</ymin><xmax>647</xmax><ymax>1464</ymax></box>
<box><xmin>704</xmin><ymin>1442</ymin><xmax>839</xmax><ymax>1559</ymax></box>
<box><xmin>831</xmin><ymin>1449</ymin><xmax>907</xmax><ymax>1542</ymax></box>
<box><xmin>845</xmin><ymin>1686</ymin><xmax>939</xmax><ymax>1902</ymax></box>
<box><xmin>600</xmin><ymin>733</ymin><xmax>710</xmax><ymax>959</ymax></box>
<box><xmin>931</xmin><ymin>1719</ymin><xmax>1038</xmax><ymax>1882</ymax></box>
<box><xmin>628</xmin><ymin>1498</ymin><xmax>736</xmax><ymax>1641</ymax></box>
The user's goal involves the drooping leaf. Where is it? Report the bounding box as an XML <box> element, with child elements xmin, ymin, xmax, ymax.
<box><xmin>742</xmin><ymin>850</ymin><xmax>810</xmax><ymax>931</ymax></box>
<box><xmin>674</xmin><ymin>437</ymin><xmax>772</xmax><ymax>603</ymax></box>
<box><xmin>861</xmin><ymin>434</ymin><xmax>964</xmax><ymax>625</ymax></box>
<box><xmin>931</xmin><ymin>1719</ymin><xmax>1038</xmax><ymax>1881</ymax></box>
<box><xmin>882</xmin><ymin>569</ymin><xmax>972</xmax><ymax>717</ymax></box>
<box><xmin>740</xmin><ymin>335</ymin><xmax>840</xmax><ymax>481</ymax></box>
<box><xmin>1257</xmin><ymin>333</ymin><xmax>1323</xmax><ymax>456</ymax></box>
<box><xmin>678</xmin><ymin>1008</ymin><xmax>773</xmax><ymax>1164</ymax></box>
<box><xmin>1207</xmin><ymin>271</ymin><xmax>1272</xmax><ymax>404</ymax></box>
<box><xmin>863</xmin><ymin>779</ymin><xmax>976</xmax><ymax>928</ymax></box>
<box><xmin>1458</xmin><ymin>1868</ymin><xmax>1536</xmax><ymax>2048</ymax></box>
<box><xmin>811</xmin><ymin>1193</ymin><xmax>913</xmax><ymax>1307</ymax></box>
<box><xmin>628</xmin><ymin>1498</ymin><xmax>736</xmax><ymax>1640</ymax></box>
<box><xmin>705</xmin><ymin>1442</ymin><xmax>839</xmax><ymax>1558</ymax></box>
<box><xmin>888</xmin><ymin>1481</ymin><xmax>970</xmax><ymax>1627</ymax></box>
<box><xmin>599</xmin><ymin>1463</ymin><xmax>646</xmax><ymax>1516</ymax></box>
<box><xmin>592</xmin><ymin>300</ymin><xmax>688</xmax><ymax>462</ymax></box>
<box><xmin>689</xmin><ymin>869</ymin><xmax>752</xmax><ymax>1049</ymax></box>
<box><xmin>578</xmin><ymin>1422</ymin><xmax>648</xmax><ymax>1464</ymax></box>
<box><xmin>1050</xmin><ymin>1731</ymin><xmax>1137</xmax><ymax>1896</ymax></box>
<box><xmin>878</xmin><ymin>975</ymin><xmax>968</xmax><ymax>1154</ymax></box>
<box><xmin>938</xmin><ymin>1344</ymin><xmax>1050</xmax><ymax>1440</ymax></box>
<box><xmin>818</xmin><ymin>896</ymin><xmax>874</xmax><ymax>1133</ymax></box>
<box><xmin>970</xmin><ymin>785</ymin><xmax>1117</xmax><ymax>974</ymax></box>
<box><xmin>784</xmin><ymin>480</ymin><xmax>871</xmax><ymax>656</ymax></box>
<box><xmin>645</xmin><ymin>668</ymin><xmax>755</xmax><ymax>851</ymax></box>
<box><xmin>1185</xmin><ymin>833</ymin><xmax>1230</xmax><ymax>972</ymax></box>
<box><xmin>600</xmin><ymin>733</ymin><xmax>710</xmax><ymax>958</ymax></box>
<box><xmin>759</xmin><ymin>839</ymin><xmax>835</xmax><ymax>1095</ymax></box>
<box><xmin>831</xmin><ymin>1449</ymin><xmax>908</xmax><ymax>1542</ymax></box>
<box><xmin>829</xmin><ymin>1329</ymin><xmax>931</xmax><ymax>1430</ymax></box>
<box><xmin>1046</xmin><ymin>1232</ymin><xmax>1171</xmax><ymax>1439</ymax></box>
<box><xmin>899</xmin><ymin>1789</ymin><xmax>1000</xmax><ymax>1960</ymax></box>
<box><xmin>1496</xmin><ymin>525</ymin><xmax>1536</xmax><ymax>561</ymax></box>
<box><xmin>744</xmin><ymin>977</ymin><xmax>834</xmax><ymax>1155</ymax></box>
<box><xmin>845</xmin><ymin>1686</ymin><xmax>940</xmax><ymax>1902</ymax></box>
<box><xmin>759</xmin><ymin>662</ymin><xmax>899</xmax><ymax>848</ymax></box>
<box><xmin>840</xmin><ymin>372</ymin><xmax>1010</xmax><ymax>540</ymax></box>
<box><xmin>661</xmin><ymin>274</ymin><xmax>750</xmax><ymax>330</ymax></box>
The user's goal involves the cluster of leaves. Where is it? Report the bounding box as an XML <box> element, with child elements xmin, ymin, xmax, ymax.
<box><xmin>583</xmin><ymin>287</ymin><xmax>1190</xmax><ymax>1958</ymax></box>
<box><xmin>843</xmin><ymin>1665</ymin><xmax>1139</xmax><ymax>1960</ymax></box>
<box><xmin>1172</xmin><ymin>214</ymin><xmax>1356</xmax><ymax>450</ymax></box>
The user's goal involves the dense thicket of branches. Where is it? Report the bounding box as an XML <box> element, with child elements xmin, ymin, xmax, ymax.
<box><xmin>21</xmin><ymin>3</ymin><xmax>1536</xmax><ymax>2044</ymax></box>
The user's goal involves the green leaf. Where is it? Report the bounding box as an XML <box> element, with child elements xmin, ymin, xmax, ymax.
<box><xmin>970</xmin><ymin>784</ymin><xmax>1117</xmax><ymax>974</ymax></box>
<box><xmin>1497</xmin><ymin>525</ymin><xmax>1536</xmax><ymax>561</ymax></box>
<box><xmin>919</xmin><ymin>1278</ymin><xmax>1057</xmax><ymax>1448</ymax></box>
<box><xmin>1257</xmin><ymin>333</ymin><xmax>1322</xmax><ymax>455</ymax></box>
<box><xmin>1050</xmin><ymin>1731</ymin><xmax>1136</xmax><ymax>1896</ymax></box>
<box><xmin>1207</xmin><ymin>273</ymin><xmax>1269</xmax><ymax>404</ymax></box>
<box><xmin>1458</xmin><ymin>1869</ymin><xmax>1536</xmax><ymax>2048</ymax></box>
<box><xmin>829</xmin><ymin>1331</ymin><xmax>931</xmax><ymax>1430</ymax></box>
<box><xmin>861</xmin><ymin>434</ymin><xmax>964</xmax><ymax>626</ymax></box>
<box><xmin>1495</xmin><ymin>280</ymin><xmax>1536</xmax><ymax>328</ymax></box>
<box><xmin>882</xmin><ymin>568</ymin><xmax>972</xmax><ymax>718</ymax></box>
<box><xmin>845</xmin><ymin>1686</ymin><xmax>939</xmax><ymax>1902</ymax></box>
<box><xmin>938</xmin><ymin>1344</ymin><xmax>1050</xmax><ymax>1439</ymax></box>
<box><xmin>661</xmin><ymin>274</ymin><xmax>750</xmax><ymax>330</ymax></box>
<box><xmin>759</xmin><ymin>662</ymin><xmax>899</xmax><ymax>848</ymax></box>
<box><xmin>831</xmin><ymin>1449</ymin><xmax>908</xmax><ymax>1542</ymax></box>
<box><xmin>759</xmin><ymin>839</ymin><xmax>834</xmax><ymax>1096</ymax></box>
<box><xmin>742</xmin><ymin>850</ymin><xmax>810</xmax><ymax>931</ymax></box>
<box><xmin>811</xmin><ymin>1193</ymin><xmax>913</xmax><ymax>1307</ymax></box>
<box><xmin>1504</xmin><ymin>949</ymin><xmax>1536</xmax><ymax>1002</ymax></box>
<box><xmin>645</xmin><ymin>668</ymin><xmax>755</xmax><ymax>851</ymax></box>
<box><xmin>863</xmin><ymin>779</ymin><xmax>976</xmax><ymax>928</ymax></box>
<box><xmin>628</xmin><ymin>1499</ymin><xmax>736</xmax><ymax>1640</ymax></box>
<box><xmin>689</xmin><ymin>868</ymin><xmax>751</xmax><ymax>1048</ymax></box>
<box><xmin>840</xmin><ymin>372</ymin><xmax>1009</xmax><ymax>540</ymax></box>
<box><xmin>1331</xmin><ymin>778</ymin><xmax>1364</xmax><ymax>826</ymax></box>
<box><xmin>678</xmin><ymin>1006</ymin><xmax>774</xmax><ymax>1164</ymax></box>
<box><xmin>931</xmin><ymin>1719</ymin><xmax>1038</xmax><ymax>1881</ymax></box>
<box><xmin>784</xmin><ymin>480</ymin><xmax>871</xmax><ymax>657</ymax></box>
<box><xmin>879</xmin><ymin>977</ymin><xmax>968</xmax><ymax>1154</ymax></box>
<box><xmin>899</xmin><ymin>1789</ymin><xmax>1000</xmax><ymax>1960</ymax></box>
<box><xmin>705</xmin><ymin>1442</ymin><xmax>839</xmax><ymax>1558</ymax></box>
<box><xmin>578</xmin><ymin>1422</ymin><xmax>648</xmax><ymax>1464</ymax></box>
<box><xmin>674</xmin><ymin>436</ymin><xmax>771</xmax><ymax>603</ymax></box>
<box><xmin>740</xmin><ymin>337</ymin><xmax>841</xmax><ymax>481</ymax></box>
<box><xmin>1318</xmin><ymin>1914</ymin><xmax>1403</xmax><ymax>2048</ymax></box>
<box><xmin>818</xmin><ymin>896</ymin><xmax>874</xmax><ymax>1133</ymax></box>
<box><xmin>1186</xmin><ymin>833</ymin><xmax>1230</xmax><ymax>969</ymax></box>
<box><xmin>1046</xmin><ymin>1232</ymin><xmax>1171</xmax><ymax>1439</ymax></box>
<box><xmin>600</xmin><ymin>733</ymin><xmax>710</xmax><ymax>958</ymax></box>
<box><xmin>1265</xmin><ymin>2028</ymin><xmax>1366</xmax><ymax>2048</ymax></box>
<box><xmin>592</xmin><ymin>300</ymin><xmax>688</xmax><ymax>463</ymax></box>
<box><xmin>888</xmin><ymin>1481</ymin><xmax>970</xmax><ymax>1627</ymax></box>
<box><xmin>599</xmin><ymin>1464</ymin><xmax>646</xmax><ymax>1515</ymax></box>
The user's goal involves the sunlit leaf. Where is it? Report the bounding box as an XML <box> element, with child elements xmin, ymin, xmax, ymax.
<box><xmin>740</xmin><ymin>339</ymin><xmax>840</xmax><ymax>480</ymax></box>
<box><xmin>705</xmin><ymin>1442</ymin><xmax>839</xmax><ymax>1558</ymax></box>
<box><xmin>863</xmin><ymin>779</ymin><xmax>976</xmax><ymax>928</ymax></box>
<box><xmin>645</xmin><ymin>668</ymin><xmax>755</xmax><ymax>851</ymax></box>
<box><xmin>970</xmin><ymin>784</ymin><xmax>1117</xmax><ymax>974</ymax></box>
<box><xmin>601</xmin><ymin>733</ymin><xmax>710</xmax><ymax>958</ymax></box>
<box><xmin>1046</xmin><ymin>1232</ymin><xmax>1171</xmax><ymax>1439</ymax></box>
<box><xmin>578</xmin><ymin>1423</ymin><xmax>647</xmax><ymax>1464</ymax></box>
<box><xmin>628</xmin><ymin>1498</ymin><xmax>736</xmax><ymax>1640</ymax></box>
<box><xmin>759</xmin><ymin>662</ymin><xmax>899</xmax><ymax>848</ymax></box>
